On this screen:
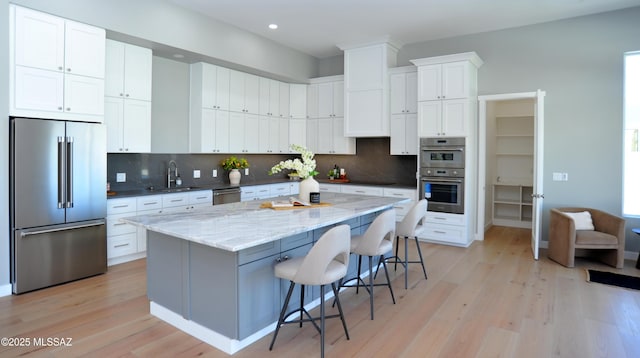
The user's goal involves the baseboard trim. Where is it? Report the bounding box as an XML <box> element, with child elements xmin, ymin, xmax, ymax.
<box><xmin>0</xmin><ymin>283</ymin><xmax>12</xmax><ymax>297</ymax></box>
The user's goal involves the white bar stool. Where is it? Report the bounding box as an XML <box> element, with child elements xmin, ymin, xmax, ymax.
<box><xmin>338</xmin><ymin>209</ymin><xmax>396</xmax><ymax>320</ymax></box>
<box><xmin>269</xmin><ymin>224</ymin><xmax>351</xmax><ymax>358</ymax></box>
<box><xmin>391</xmin><ymin>199</ymin><xmax>429</xmax><ymax>289</ymax></box>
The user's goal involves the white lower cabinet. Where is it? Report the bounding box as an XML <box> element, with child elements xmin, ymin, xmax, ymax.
<box><xmin>107</xmin><ymin>190</ymin><xmax>212</xmax><ymax>265</ymax></box>
<box><xmin>383</xmin><ymin>187</ymin><xmax>416</xmax><ymax>222</ymax></box>
<box><xmin>106</xmin><ymin>197</ymin><xmax>141</xmax><ymax>265</ymax></box>
<box><xmin>340</xmin><ymin>185</ymin><xmax>383</xmax><ymax>196</ymax></box>
<box><xmin>419</xmin><ymin>211</ymin><xmax>469</xmax><ymax>247</ymax></box>
<box><xmin>319</xmin><ymin>183</ymin><xmax>341</xmax><ymax>193</ymax></box>
<box><xmin>241</xmin><ymin>183</ymin><xmax>297</xmax><ymax>201</ymax></box>
<box><xmin>319</xmin><ymin>183</ymin><xmax>416</xmax><ymax>222</ymax></box>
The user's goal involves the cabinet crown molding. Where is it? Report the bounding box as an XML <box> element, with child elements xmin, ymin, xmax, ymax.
<box><xmin>410</xmin><ymin>52</ymin><xmax>484</xmax><ymax>68</ymax></box>
<box><xmin>308</xmin><ymin>74</ymin><xmax>344</xmax><ymax>84</ymax></box>
<box><xmin>337</xmin><ymin>37</ymin><xmax>402</xmax><ymax>52</ymax></box>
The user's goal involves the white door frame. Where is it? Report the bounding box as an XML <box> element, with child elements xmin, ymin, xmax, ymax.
<box><xmin>476</xmin><ymin>91</ymin><xmax>545</xmax><ymax>259</ymax></box>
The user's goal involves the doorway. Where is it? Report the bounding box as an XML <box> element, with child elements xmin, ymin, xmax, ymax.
<box><xmin>476</xmin><ymin>91</ymin><xmax>545</xmax><ymax>259</ymax></box>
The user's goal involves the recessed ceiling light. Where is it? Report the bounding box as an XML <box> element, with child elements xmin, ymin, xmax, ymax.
<box><xmin>268</xmin><ymin>24</ymin><xmax>278</xmax><ymax>30</ymax></box>
<box><xmin>173</xmin><ymin>53</ymin><xmax>184</xmax><ymax>59</ymax></box>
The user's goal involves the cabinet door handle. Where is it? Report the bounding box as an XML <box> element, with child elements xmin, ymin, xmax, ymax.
<box><xmin>112</xmin><ymin>205</ymin><xmax>130</xmax><ymax>209</ymax></box>
<box><xmin>114</xmin><ymin>243</ymin><xmax>130</xmax><ymax>248</ymax></box>
<box><xmin>434</xmin><ymin>230</ymin><xmax>446</xmax><ymax>234</ymax></box>
<box><xmin>113</xmin><ymin>222</ymin><xmax>128</xmax><ymax>227</ymax></box>
<box><xmin>143</xmin><ymin>202</ymin><xmax>159</xmax><ymax>205</ymax></box>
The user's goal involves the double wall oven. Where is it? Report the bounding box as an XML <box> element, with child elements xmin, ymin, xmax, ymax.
<box><xmin>420</xmin><ymin>137</ymin><xmax>465</xmax><ymax>214</ymax></box>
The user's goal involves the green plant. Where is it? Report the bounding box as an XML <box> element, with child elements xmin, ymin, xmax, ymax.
<box><xmin>221</xmin><ymin>156</ymin><xmax>249</xmax><ymax>170</ymax></box>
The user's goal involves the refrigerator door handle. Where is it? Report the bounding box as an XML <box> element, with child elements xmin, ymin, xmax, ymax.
<box><xmin>20</xmin><ymin>220</ymin><xmax>106</xmax><ymax>238</ymax></box>
<box><xmin>66</xmin><ymin>136</ymin><xmax>74</xmax><ymax>208</ymax></box>
<box><xmin>57</xmin><ymin>136</ymin><xmax>66</xmax><ymax>209</ymax></box>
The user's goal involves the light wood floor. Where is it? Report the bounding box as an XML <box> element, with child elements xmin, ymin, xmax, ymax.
<box><xmin>2</xmin><ymin>226</ymin><xmax>640</xmax><ymax>357</ymax></box>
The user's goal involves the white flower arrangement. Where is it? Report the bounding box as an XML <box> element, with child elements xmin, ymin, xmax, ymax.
<box><xmin>268</xmin><ymin>144</ymin><xmax>319</xmax><ymax>179</ymax></box>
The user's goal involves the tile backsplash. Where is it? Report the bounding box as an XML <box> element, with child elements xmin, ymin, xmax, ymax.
<box><xmin>107</xmin><ymin>138</ymin><xmax>417</xmax><ymax>191</ymax></box>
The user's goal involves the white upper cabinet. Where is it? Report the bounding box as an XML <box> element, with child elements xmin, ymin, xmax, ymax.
<box><xmin>10</xmin><ymin>5</ymin><xmax>106</xmax><ymax>122</ymax></box>
<box><xmin>390</xmin><ymin>70</ymin><xmax>417</xmax><ymax>114</ymax></box>
<box><xmin>259</xmin><ymin>78</ymin><xmax>287</xmax><ymax>117</ymax></box>
<box><xmin>414</xmin><ymin>54</ymin><xmax>482</xmax><ymax>102</ymax></box>
<box><xmin>105</xmin><ymin>97</ymin><xmax>151</xmax><ymax>153</ymax></box>
<box><xmin>228</xmin><ymin>112</ymin><xmax>260</xmax><ymax>153</ymax></box>
<box><xmin>229</xmin><ymin>70</ymin><xmax>260</xmax><ymax>114</ymax></box>
<box><xmin>308</xmin><ymin>76</ymin><xmax>354</xmax><ymax>154</ymax></box>
<box><xmin>199</xmin><ymin>63</ymin><xmax>230</xmax><ymax>110</ymax></box>
<box><xmin>105</xmin><ymin>40</ymin><xmax>152</xmax><ymax>101</ymax></box>
<box><xmin>390</xmin><ymin>113</ymin><xmax>418</xmax><ymax>155</ymax></box>
<box><xmin>13</xmin><ymin>6</ymin><xmax>65</xmax><ymax>72</ymax></box>
<box><xmin>389</xmin><ymin>67</ymin><xmax>418</xmax><ymax>154</ymax></box>
<box><xmin>306</xmin><ymin>84</ymin><xmax>319</xmax><ymax>119</ymax></box>
<box><xmin>64</xmin><ymin>20</ymin><xmax>106</xmax><ymax>79</ymax></box>
<box><xmin>411</xmin><ymin>52</ymin><xmax>483</xmax><ymax>137</ymax></box>
<box><xmin>104</xmin><ymin>39</ymin><xmax>151</xmax><ymax>152</ymax></box>
<box><xmin>190</xmin><ymin>62</ymin><xmax>231</xmax><ymax>153</ymax></box>
<box><xmin>417</xmin><ymin>99</ymin><xmax>471</xmax><ymax>137</ymax></box>
<box><xmin>289</xmin><ymin>84</ymin><xmax>307</xmax><ymax>119</ymax></box>
<box><xmin>317</xmin><ymin>80</ymin><xmax>343</xmax><ymax>118</ymax></box>
<box><xmin>279</xmin><ymin>82</ymin><xmax>290</xmax><ymax>118</ymax></box>
<box><xmin>342</xmin><ymin>42</ymin><xmax>397</xmax><ymax>137</ymax></box>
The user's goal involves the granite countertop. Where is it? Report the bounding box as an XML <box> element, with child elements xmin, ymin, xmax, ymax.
<box><xmin>121</xmin><ymin>192</ymin><xmax>408</xmax><ymax>252</ymax></box>
<box><xmin>108</xmin><ymin>179</ymin><xmax>415</xmax><ymax>198</ymax></box>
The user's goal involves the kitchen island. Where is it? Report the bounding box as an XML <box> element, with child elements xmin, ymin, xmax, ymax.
<box><xmin>122</xmin><ymin>192</ymin><xmax>407</xmax><ymax>354</ymax></box>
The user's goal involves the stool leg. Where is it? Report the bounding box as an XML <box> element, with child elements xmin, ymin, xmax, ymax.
<box><xmin>414</xmin><ymin>236</ymin><xmax>428</xmax><ymax>280</ymax></box>
<box><xmin>331</xmin><ymin>282</ymin><xmax>350</xmax><ymax>340</ymax></box>
<box><xmin>394</xmin><ymin>235</ymin><xmax>400</xmax><ymax>271</ymax></box>
<box><xmin>404</xmin><ymin>236</ymin><xmax>409</xmax><ymax>289</ymax></box>
<box><xmin>270</xmin><ymin>281</ymin><xmax>295</xmax><ymax>350</ymax></box>
<box><xmin>299</xmin><ymin>284</ymin><xmax>305</xmax><ymax>327</ymax></box>
<box><xmin>381</xmin><ymin>254</ymin><xmax>396</xmax><ymax>304</ymax></box>
<box><xmin>356</xmin><ymin>255</ymin><xmax>362</xmax><ymax>294</ymax></box>
<box><xmin>320</xmin><ymin>284</ymin><xmax>326</xmax><ymax>358</ymax></box>
<box><xmin>368</xmin><ymin>256</ymin><xmax>375</xmax><ymax>320</ymax></box>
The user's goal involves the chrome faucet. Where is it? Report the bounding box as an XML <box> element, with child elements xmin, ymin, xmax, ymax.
<box><xmin>167</xmin><ymin>160</ymin><xmax>179</xmax><ymax>188</ymax></box>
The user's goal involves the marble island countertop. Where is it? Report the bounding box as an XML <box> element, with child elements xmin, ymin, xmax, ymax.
<box><xmin>122</xmin><ymin>192</ymin><xmax>407</xmax><ymax>252</ymax></box>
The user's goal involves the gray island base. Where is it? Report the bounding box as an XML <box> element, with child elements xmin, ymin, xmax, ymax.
<box><xmin>122</xmin><ymin>193</ymin><xmax>408</xmax><ymax>354</ymax></box>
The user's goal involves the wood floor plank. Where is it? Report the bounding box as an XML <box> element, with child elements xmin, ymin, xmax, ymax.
<box><xmin>1</xmin><ymin>227</ymin><xmax>639</xmax><ymax>357</ymax></box>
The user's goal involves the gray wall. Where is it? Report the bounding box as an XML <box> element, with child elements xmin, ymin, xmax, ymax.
<box><xmin>318</xmin><ymin>7</ymin><xmax>640</xmax><ymax>251</ymax></box>
<box><xmin>10</xmin><ymin>0</ymin><xmax>318</xmax><ymax>82</ymax></box>
<box><xmin>151</xmin><ymin>56</ymin><xmax>190</xmax><ymax>153</ymax></box>
<box><xmin>1</xmin><ymin>0</ymin><xmax>10</xmax><ymax>291</ymax></box>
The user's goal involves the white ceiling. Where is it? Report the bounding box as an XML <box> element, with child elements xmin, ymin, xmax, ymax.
<box><xmin>169</xmin><ymin>0</ymin><xmax>640</xmax><ymax>59</ymax></box>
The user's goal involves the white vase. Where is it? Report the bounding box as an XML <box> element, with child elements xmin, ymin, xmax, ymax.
<box><xmin>229</xmin><ymin>169</ymin><xmax>241</xmax><ymax>186</ymax></box>
<box><xmin>298</xmin><ymin>176</ymin><xmax>319</xmax><ymax>203</ymax></box>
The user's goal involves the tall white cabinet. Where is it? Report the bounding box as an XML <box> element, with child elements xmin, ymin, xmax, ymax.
<box><xmin>389</xmin><ymin>66</ymin><xmax>418</xmax><ymax>155</ymax></box>
<box><xmin>307</xmin><ymin>76</ymin><xmax>355</xmax><ymax>154</ymax></box>
<box><xmin>189</xmin><ymin>62</ymin><xmax>231</xmax><ymax>153</ymax></box>
<box><xmin>104</xmin><ymin>39</ymin><xmax>152</xmax><ymax>153</ymax></box>
<box><xmin>411</xmin><ymin>52</ymin><xmax>483</xmax><ymax>248</ymax></box>
<box><xmin>9</xmin><ymin>5</ymin><xmax>106</xmax><ymax>122</ymax></box>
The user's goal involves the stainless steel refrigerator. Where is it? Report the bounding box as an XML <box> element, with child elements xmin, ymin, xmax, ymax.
<box><xmin>10</xmin><ymin>117</ymin><xmax>107</xmax><ymax>294</ymax></box>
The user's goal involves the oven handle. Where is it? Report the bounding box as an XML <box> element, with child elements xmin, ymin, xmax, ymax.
<box><xmin>421</xmin><ymin>177</ymin><xmax>463</xmax><ymax>184</ymax></box>
<box><xmin>421</xmin><ymin>146</ymin><xmax>464</xmax><ymax>152</ymax></box>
